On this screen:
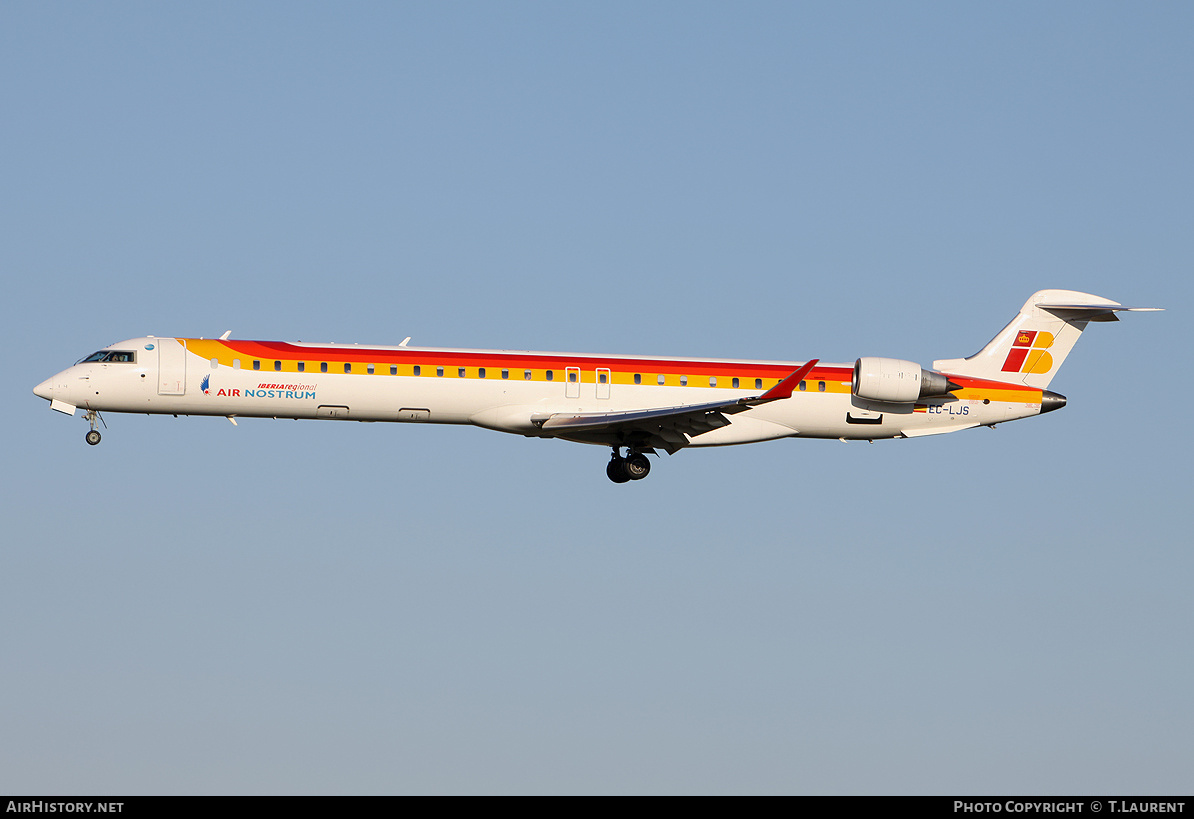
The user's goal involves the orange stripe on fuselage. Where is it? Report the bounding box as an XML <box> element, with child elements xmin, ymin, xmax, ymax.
<box><xmin>183</xmin><ymin>338</ymin><xmax>849</xmax><ymax>388</ymax></box>
<box><xmin>945</xmin><ymin>374</ymin><xmax>1042</xmax><ymax>404</ymax></box>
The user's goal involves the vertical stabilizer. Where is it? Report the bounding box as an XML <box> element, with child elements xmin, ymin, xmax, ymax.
<box><xmin>932</xmin><ymin>290</ymin><xmax>1158</xmax><ymax>389</ymax></box>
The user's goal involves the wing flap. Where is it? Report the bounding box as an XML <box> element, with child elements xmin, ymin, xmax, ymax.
<box><xmin>539</xmin><ymin>398</ymin><xmax>742</xmax><ymax>433</ymax></box>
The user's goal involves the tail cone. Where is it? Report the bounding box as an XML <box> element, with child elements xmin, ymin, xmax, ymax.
<box><xmin>1041</xmin><ymin>390</ymin><xmax>1067</xmax><ymax>414</ymax></box>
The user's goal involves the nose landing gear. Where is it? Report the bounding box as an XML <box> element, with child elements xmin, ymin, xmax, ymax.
<box><xmin>606</xmin><ymin>448</ymin><xmax>651</xmax><ymax>483</ymax></box>
<box><xmin>83</xmin><ymin>410</ymin><xmax>105</xmax><ymax>446</ymax></box>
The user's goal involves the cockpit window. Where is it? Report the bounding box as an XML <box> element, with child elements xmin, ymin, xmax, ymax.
<box><xmin>80</xmin><ymin>350</ymin><xmax>136</xmax><ymax>364</ymax></box>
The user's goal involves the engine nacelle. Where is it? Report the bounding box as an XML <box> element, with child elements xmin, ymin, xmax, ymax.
<box><xmin>852</xmin><ymin>357</ymin><xmax>956</xmax><ymax>403</ymax></box>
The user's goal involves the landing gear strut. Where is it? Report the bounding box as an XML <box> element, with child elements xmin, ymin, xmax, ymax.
<box><xmin>606</xmin><ymin>447</ymin><xmax>651</xmax><ymax>483</ymax></box>
<box><xmin>84</xmin><ymin>410</ymin><xmax>104</xmax><ymax>446</ymax></box>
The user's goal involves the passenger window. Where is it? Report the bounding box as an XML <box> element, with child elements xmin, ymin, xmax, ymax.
<box><xmin>546</xmin><ymin>370</ymin><xmax>554</xmax><ymax>381</ymax></box>
<box><xmin>414</xmin><ymin>365</ymin><xmax>421</xmax><ymax>376</ymax></box>
<box><xmin>211</xmin><ymin>358</ymin><xmax>218</xmax><ymax>369</ymax></box>
<box><xmin>569</xmin><ymin>371</ymin><xmax>577</xmax><ymax>383</ymax></box>
<box><xmin>634</xmin><ymin>374</ymin><xmax>641</xmax><ymax>385</ymax></box>
<box><xmin>524</xmin><ymin>370</ymin><xmax>532</xmax><ymax>380</ymax></box>
<box><xmin>680</xmin><ymin>375</ymin><xmax>688</xmax><ymax>386</ymax></box>
<box><xmin>437</xmin><ymin>367</ymin><xmax>444</xmax><ymax>377</ymax></box>
<box><xmin>233</xmin><ymin>359</ymin><xmax>241</xmax><ymax>369</ymax></box>
<box><xmin>321</xmin><ymin>362</ymin><xmax>328</xmax><ymax>373</ymax></box>
<box><xmin>390</xmin><ymin>365</ymin><xmax>397</xmax><ymax>375</ymax></box>
<box><xmin>799</xmin><ymin>380</ymin><xmax>806</xmax><ymax>391</ymax></box>
<box><xmin>298</xmin><ymin>362</ymin><xmax>305</xmax><ymax>372</ymax></box>
<box><xmin>344</xmin><ymin>363</ymin><xmax>351</xmax><ymax>373</ymax></box>
<box><xmin>253</xmin><ymin>360</ymin><xmax>260</xmax><ymax>371</ymax></box>
<box><xmin>732</xmin><ymin>377</ymin><xmax>739</xmax><ymax>389</ymax></box>
<box><xmin>658</xmin><ymin>375</ymin><xmax>666</xmax><ymax>385</ymax></box>
<box><xmin>458</xmin><ymin>367</ymin><xmax>466</xmax><ymax>378</ymax></box>
<box><xmin>600</xmin><ymin>372</ymin><xmax>608</xmax><ymax>384</ymax></box>
<box><xmin>755</xmin><ymin>378</ymin><xmax>762</xmax><ymax>389</ymax></box>
<box><xmin>818</xmin><ymin>381</ymin><xmax>826</xmax><ymax>392</ymax></box>
<box><xmin>502</xmin><ymin>369</ymin><xmax>509</xmax><ymax>379</ymax></box>
<box><xmin>274</xmin><ymin>360</ymin><xmax>282</xmax><ymax>371</ymax></box>
<box><xmin>709</xmin><ymin>377</ymin><xmax>717</xmax><ymax>387</ymax></box>
<box><xmin>479</xmin><ymin>368</ymin><xmax>486</xmax><ymax>379</ymax></box>
<box><xmin>367</xmin><ymin>363</ymin><xmax>375</xmax><ymax>374</ymax></box>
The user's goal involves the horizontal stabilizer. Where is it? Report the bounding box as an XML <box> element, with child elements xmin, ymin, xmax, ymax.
<box><xmin>1036</xmin><ymin>303</ymin><xmax>1162</xmax><ymax>322</ymax></box>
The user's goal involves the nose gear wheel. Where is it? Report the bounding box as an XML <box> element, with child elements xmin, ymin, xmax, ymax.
<box><xmin>83</xmin><ymin>410</ymin><xmax>105</xmax><ymax>445</ymax></box>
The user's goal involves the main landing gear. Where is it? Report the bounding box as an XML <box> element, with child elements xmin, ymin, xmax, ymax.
<box><xmin>84</xmin><ymin>410</ymin><xmax>105</xmax><ymax>446</ymax></box>
<box><xmin>606</xmin><ymin>448</ymin><xmax>651</xmax><ymax>483</ymax></box>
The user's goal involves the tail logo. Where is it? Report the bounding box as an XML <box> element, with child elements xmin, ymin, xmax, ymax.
<box><xmin>1002</xmin><ymin>330</ymin><xmax>1055</xmax><ymax>375</ymax></box>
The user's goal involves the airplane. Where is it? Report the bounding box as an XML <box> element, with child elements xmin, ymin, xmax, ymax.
<box><xmin>33</xmin><ymin>290</ymin><xmax>1158</xmax><ymax>482</ymax></box>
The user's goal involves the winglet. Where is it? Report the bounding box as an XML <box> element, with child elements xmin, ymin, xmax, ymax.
<box><xmin>754</xmin><ymin>359</ymin><xmax>819</xmax><ymax>403</ymax></box>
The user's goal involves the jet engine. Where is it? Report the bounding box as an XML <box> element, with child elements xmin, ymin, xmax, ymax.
<box><xmin>852</xmin><ymin>357</ymin><xmax>958</xmax><ymax>403</ymax></box>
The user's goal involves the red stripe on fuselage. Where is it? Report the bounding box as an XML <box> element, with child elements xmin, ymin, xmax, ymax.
<box><xmin>207</xmin><ymin>340</ymin><xmax>843</xmax><ymax>380</ymax></box>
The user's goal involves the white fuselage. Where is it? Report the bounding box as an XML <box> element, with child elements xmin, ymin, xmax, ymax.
<box><xmin>34</xmin><ymin>336</ymin><xmax>1045</xmax><ymax>447</ymax></box>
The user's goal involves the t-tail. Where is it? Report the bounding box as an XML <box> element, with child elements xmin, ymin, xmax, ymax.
<box><xmin>932</xmin><ymin>289</ymin><xmax>1161</xmax><ymax>389</ymax></box>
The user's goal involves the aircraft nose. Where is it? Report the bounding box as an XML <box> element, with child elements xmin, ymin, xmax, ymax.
<box><xmin>34</xmin><ymin>378</ymin><xmax>53</xmax><ymax>401</ymax></box>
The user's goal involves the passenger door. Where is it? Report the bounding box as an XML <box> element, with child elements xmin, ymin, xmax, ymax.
<box><xmin>157</xmin><ymin>338</ymin><xmax>186</xmax><ymax>395</ymax></box>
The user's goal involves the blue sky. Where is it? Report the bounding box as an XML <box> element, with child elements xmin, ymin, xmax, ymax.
<box><xmin>2</xmin><ymin>2</ymin><xmax>1190</xmax><ymax>794</ymax></box>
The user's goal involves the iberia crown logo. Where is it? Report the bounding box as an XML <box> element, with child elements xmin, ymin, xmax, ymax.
<box><xmin>201</xmin><ymin>374</ymin><xmax>211</xmax><ymax>395</ymax></box>
<box><xmin>1002</xmin><ymin>329</ymin><xmax>1055</xmax><ymax>374</ymax></box>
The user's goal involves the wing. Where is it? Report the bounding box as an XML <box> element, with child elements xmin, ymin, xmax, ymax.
<box><xmin>536</xmin><ymin>360</ymin><xmax>818</xmax><ymax>454</ymax></box>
